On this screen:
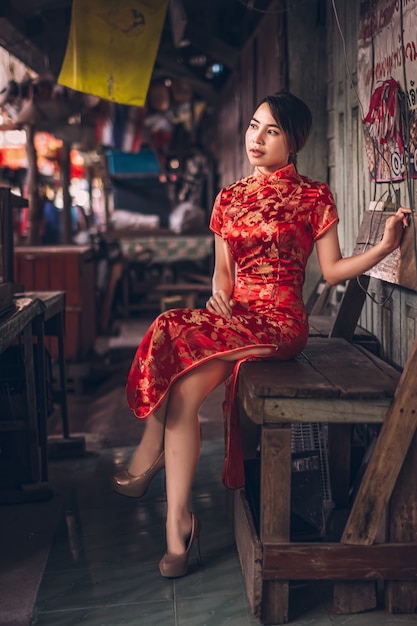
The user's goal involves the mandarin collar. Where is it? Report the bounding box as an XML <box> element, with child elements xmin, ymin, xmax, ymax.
<box><xmin>253</xmin><ymin>163</ymin><xmax>300</xmax><ymax>184</ymax></box>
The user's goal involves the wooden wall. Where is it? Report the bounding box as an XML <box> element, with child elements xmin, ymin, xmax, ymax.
<box><xmin>214</xmin><ymin>1</ymin><xmax>287</xmax><ymax>188</ymax></box>
<box><xmin>213</xmin><ymin>0</ymin><xmax>417</xmax><ymax>369</ymax></box>
<box><xmin>326</xmin><ymin>0</ymin><xmax>417</xmax><ymax>368</ymax></box>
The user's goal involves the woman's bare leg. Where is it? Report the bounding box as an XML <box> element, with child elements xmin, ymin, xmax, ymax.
<box><xmin>127</xmin><ymin>347</ymin><xmax>272</xmax><ymax>478</ymax></box>
<box><xmin>128</xmin><ymin>396</ymin><xmax>168</xmax><ymax>476</ymax></box>
<box><xmin>164</xmin><ymin>358</ymin><xmax>234</xmax><ymax>555</ymax></box>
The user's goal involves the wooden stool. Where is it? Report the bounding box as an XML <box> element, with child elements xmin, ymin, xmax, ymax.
<box><xmin>231</xmin><ymin>337</ymin><xmax>417</xmax><ymax>624</ymax></box>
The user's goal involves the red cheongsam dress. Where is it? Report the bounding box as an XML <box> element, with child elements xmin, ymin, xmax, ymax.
<box><xmin>126</xmin><ymin>163</ymin><xmax>339</xmax><ymax>488</ymax></box>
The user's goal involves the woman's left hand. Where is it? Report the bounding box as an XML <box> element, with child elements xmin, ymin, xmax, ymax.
<box><xmin>380</xmin><ymin>207</ymin><xmax>411</xmax><ymax>253</ymax></box>
<box><xmin>206</xmin><ymin>289</ymin><xmax>234</xmax><ymax>318</ymax></box>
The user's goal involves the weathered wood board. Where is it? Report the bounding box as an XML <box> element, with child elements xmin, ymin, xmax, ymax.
<box><xmin>353</xmin><ymin>211</ymin><xmax>417</xmax><ymax>291</ymax></box>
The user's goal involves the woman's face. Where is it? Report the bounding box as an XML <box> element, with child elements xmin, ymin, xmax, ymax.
<box><xmin>245</xmin><ymin>102</ymin><xmax>291</xmax><ymax>174</ymax></box>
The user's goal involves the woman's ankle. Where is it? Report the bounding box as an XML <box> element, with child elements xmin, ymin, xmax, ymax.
<box><xmin>128</xmin><ymin>445</ymin><xmax>163</xmax><ymax>476</ymax></box>
<box><xmin>165</xmin><ymin>511</ymin><xmax>192</xmax><ymax>554</ymax></box>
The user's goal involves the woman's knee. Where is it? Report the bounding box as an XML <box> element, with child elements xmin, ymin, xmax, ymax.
<box><xmin>170</xmin><ymin>360</ymin><xmax>232</xmax><ymax>406</ymax></box>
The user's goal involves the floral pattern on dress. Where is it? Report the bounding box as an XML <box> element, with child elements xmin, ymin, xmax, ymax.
<box><xmin>126</xmin><ymin>163</ymin><xmax>338</xmax><ymax>488</ymax></box>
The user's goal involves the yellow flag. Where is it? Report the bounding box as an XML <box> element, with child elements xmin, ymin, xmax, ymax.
<box><xmin>58</xmin><ymin>0</ymin><xmax>168</xmax><ymax>107</ymax></box>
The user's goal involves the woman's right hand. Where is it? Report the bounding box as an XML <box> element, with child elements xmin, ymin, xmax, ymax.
<box><xmin>380</xmin><ymin>207</ymin><xmax>411</xmax><ymax>254</ymax></box>
<box><xmin>206</xmin><ymin>289</ymin><xmax>235</xmax><ymax>318</ymax></box>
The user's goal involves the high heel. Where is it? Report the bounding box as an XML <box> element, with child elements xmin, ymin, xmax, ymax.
<box><xmin>111</xmin><ymin>451</ymin><xmax>165</xmax><ymax>497</ymax></box>
<box><xmin>159</xmin><ymin>513</ymin><xmax>202</xmax><ymax>578</ymax></box>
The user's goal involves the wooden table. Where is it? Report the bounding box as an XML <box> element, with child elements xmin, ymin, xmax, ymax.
<box><xmin>0</xmin><ymin>297</ymin><xmax>51</xmax><ymax>501</ymax></box>
<box><xmin>17</xmin><ymin>292</ymin><xmax>69</xmax><ymax>477</ymax></box>
<box><xmin>0</xmin><ymin>291</ymin><xmax>71</xmax><ymax>502</ymax></box>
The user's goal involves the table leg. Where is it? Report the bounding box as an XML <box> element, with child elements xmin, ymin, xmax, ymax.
<box><xmin>32</xmin><ymin>316</ymin><xmax>48</xmax><ymax>482</ymax></box>
<box><xmin>56</xmin><ymin>309</ymin><xmax>69</xmax><ymax>439</ymax></box>
<box><xmin>22</xmin><ymin>324</ymin><xmax>41</xmax><ymax>483</ymax></box>
<box><xmin>260</xmin><ymin>426</ymin><xmax>291</xmax><ymax>624</ymax></box>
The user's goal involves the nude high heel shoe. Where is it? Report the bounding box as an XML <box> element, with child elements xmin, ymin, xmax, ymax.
<box><xmin>159</xmin><ymin>513</ymin><xmax>202</xmax><ymax>578</ymax></box>
<box><xmin>111</xmin><ymin>451</ymin><xmax>165</xmax><ymax>497</ymax></box>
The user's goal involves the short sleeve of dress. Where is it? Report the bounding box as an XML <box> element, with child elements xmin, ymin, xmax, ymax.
<box><xmin>312</xmin><ymin>183</ymin><xmax>339</xmax><ymax>241</ymax></box>
<box><xmin>209</xmin><ymin>190</ymin><xmax>223</xmax><ymax>236</ymax></box>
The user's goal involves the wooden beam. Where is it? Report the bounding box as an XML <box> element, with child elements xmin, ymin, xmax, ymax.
<box><xmin>329</xmin><ymin>275</ymin><xmax>370</xmax><ymax>340</ymax></box>
<box><xmin>342</xmin><ymin>336</ymin><xmax>417</xmax><ymax>545</ymax></box>
<box><xmin>0</xmin><ymin>16</ymin><xmax>47</xmax><ymax>75</ymax></box>
<box><xmin>262</xmin><ymin>542</ymin><xmax>417</xmax><ymax>580</ymax></box>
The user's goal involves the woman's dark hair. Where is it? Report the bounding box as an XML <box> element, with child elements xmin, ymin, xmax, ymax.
<box><xmin>258</xmin><ymin>91</ymin><xmax>312</xmax><ymax>164</ymax></box>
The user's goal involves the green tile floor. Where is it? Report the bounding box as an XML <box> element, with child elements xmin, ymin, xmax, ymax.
<box><xmin>1</xmin><ymin>319</ymin><xmax>417</xmax><ymax>625</ymax></box>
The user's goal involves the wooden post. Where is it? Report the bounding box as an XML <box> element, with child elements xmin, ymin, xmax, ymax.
<box><xmin>87</xmin><ymin>164</ymin><xmax>94</xmax><ymax>228</ymax></box>
<box><xmin>61</xmin><ymin>141</ymin><xmax>73</xmax><ymax>244</ymax></box>
<box><xmin>24</xmin><ymin>124</ymin><xmax>42</xmax><ymax>245</ymax></box>
<box><xmin>260</xmin><ymin>426</ymin><xmax>291</xmax><ymax>624</ymax></box>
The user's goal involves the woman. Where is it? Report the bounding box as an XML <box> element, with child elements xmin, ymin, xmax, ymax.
<box><xmin>112</xmin><ymin>91</ymin><xmax>409</xmax><ymax>578</ymax></box>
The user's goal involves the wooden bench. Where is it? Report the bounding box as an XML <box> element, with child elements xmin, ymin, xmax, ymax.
<box><xmin>231</xmin><ymin>336</ymin><xmax>417</xmax><ymax>624</ymax></box>
<box><xmin>229</xmin><ymin>211</ymin><xmax>417</xmax><ymax>622</ymax></box>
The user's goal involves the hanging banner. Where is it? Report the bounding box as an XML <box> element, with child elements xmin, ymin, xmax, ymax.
<box><xmin>58</xmin><ymin>0</ymin><xmax>169</xmax><ymax>107</ymax></box>
<box><xmin>358</xmin><ymin>0</ymin><xmax>417</xmax><ymax>182</ymax></box>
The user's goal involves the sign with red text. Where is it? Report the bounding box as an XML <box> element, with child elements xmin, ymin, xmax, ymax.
<box><xmin>358</xmin><ymin>0</ymin><xmax>417</xmax><ymax>182</ymax></box>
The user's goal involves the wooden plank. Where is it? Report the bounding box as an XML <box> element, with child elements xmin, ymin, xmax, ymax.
<box><xmin>333</xmin><ymin>582</ymin><xmax>377</xmax><ymax>615</ymax></box>
<box><xmin>262</xmin><ymin>542</ymin><xmax>417</xmax><ymax>579</ymax></box>
<box><xmin>353</xmin><ymin>343</ymin><xmax>402</xmax><ymax>379</ymax></box>
<box><xmin>238</xmin><ymin>385</ymin><xmax>265</xmax><ymax>424</ymax></box>
<box><xmin>261</xmin><ymin>397</ymin><xmax>390</xmax><ymax>425</ymax></box>
<box><xmin>260</xmin><ymin>427</ymin><xmax>291</xmax><ymax>626</ymax></box>
<box><xmin>260</xmin><ymin>427</ymin><xmax>292</xmax><ymax>543</ymax></box>
<box><xmin>302</xmin><ymin>339</ymin><xmax>399</xmax><ymax>399</ymax></box>
<box><xmin>386</xmin><ymin>583</ymin><xmax>417</xmax><ymax>614</ymax></box>
<box><xmin>385</xmin><ymin>429</ymin><xmax>417</xmax><ymax>613</ymax></box>
<box><xmin>261</xmin><ymin>580</ymin><xmax>289</xmax><ymax>625</ymax></box>
<box><xmin>342</xmin><ymin>336</ymin><xmax>417</xmax><ymax>545</ymax></box>
<box><xmin>239</xmin><ymin>339</ymin><xmax>398</xmax><ymax>404</ymax></box>
<box><xmin>239</xmin><ymin>356</ymin><xmax>339</xmax><ymax>401</ymax></box>
<box><xmin>329</xmin><ymin>275</ymin><xmax>370</xmax><ymax>340</ymax></box>
<box><xmin>353</xmin><ymin>211</ymin><xmax>417</xmax><ymax>292</ymax></box>
<box><xmin>233</xmin><ymin>489</ymin><xmax>263</xmax><ymax>619</ymax></box>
